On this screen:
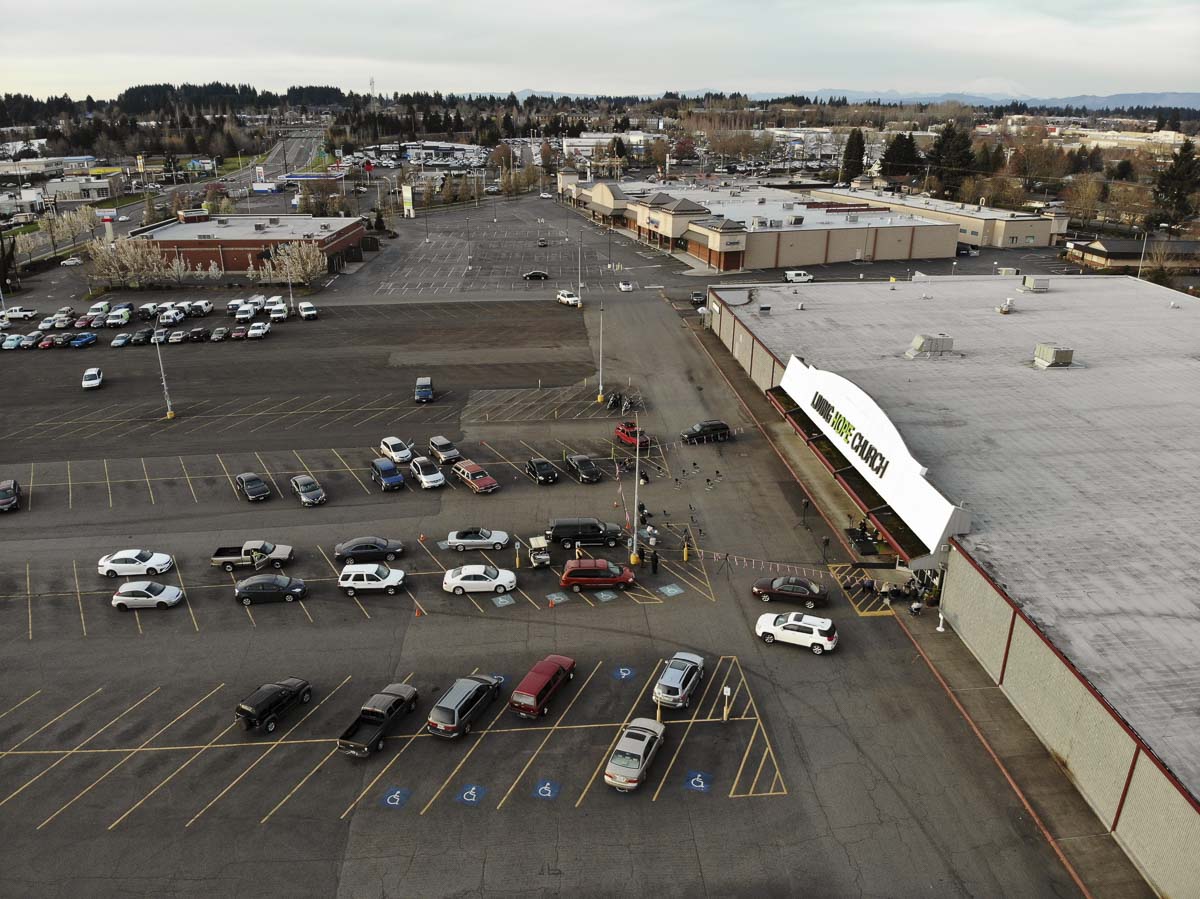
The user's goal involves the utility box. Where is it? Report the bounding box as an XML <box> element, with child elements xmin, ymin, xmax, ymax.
<box><xmin>905</xmin><ymin>333</ymin><xmax>955</xmax><ymax>359</ymax></box>
<box><xmin>1022</xmin><ymin>275</ymin><xmax>1050</xmax><ymax>292</ymax></box>
<box><xmin>1034</xmin><ymin>343</ymin><xmax>1074</xmax><ymax>369</ymax></box>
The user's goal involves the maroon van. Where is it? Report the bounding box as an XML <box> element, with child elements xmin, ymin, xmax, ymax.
<box><xmin>508</xmin><ymin>655</ymin><xmax>577</xmax><ymax>718</ymax></box>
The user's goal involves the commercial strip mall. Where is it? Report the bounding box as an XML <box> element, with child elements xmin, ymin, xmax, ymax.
<box><xmin>703</xmin><ymin>274</ymin><xmax>1200</xmax><ymax>897</ymax></box>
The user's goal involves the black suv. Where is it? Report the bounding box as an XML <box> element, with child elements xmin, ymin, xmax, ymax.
<box><xmin>130</xmin><ymin>328</ymin><xmax>153</xmax><ymax>345</ymax></box>
<box><xmin>235</xmin><ymin>677</ymin><xmax>312</xmax><ymax>733</ymax></box>
<box><xmin>235</xmin><ymin>471</ymin><xmax>272</xmax><ymax>501</ymax></box>
<box><xmin>426</xmin><ymin>675</ymin><xmax>501</xmax><ymax>738</ymax></box>
<box><xmin>680</xmin><ymin>419</ymin><xmax>732</xmax><ymax>444</ymax></box>
<box><xmin>525</xmin><ymin>457</ymin><xmax>558</xmax><ymax>485</ymax></box>
<box><xmin>545</xmin><ymin>517</ymin><xmax>626</xmax><ymax>549</ymax></box>
<box><xmin>566</xmin><ymin>454</ymin><xmax>602</xmax><ymax>484</ymax></box>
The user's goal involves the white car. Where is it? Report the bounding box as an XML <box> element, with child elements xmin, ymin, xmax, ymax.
<box><xmin>539</xmin><ymin>192</ymin><xmax>553</xmax><ymax>199</ymax></box>
<box><xmin>38</xmin><ymin>316</ymin><xmax>57</xmax><ymax>331</ymax></box>
<box><xmin>112</xmin><ymin>581</ymin><xmax>183</xmax><ymax>610</ymax></box>
<box><xmin>618</xmin><ymin>281</ymin><xmax>634</xmax><ymax>292</ymax></box>
<box><xmin>379</xmin><ymin>436</ymin><xmax>414</xmax><ymax>464</ymax></box>
<box><xmin>60</xmin><ymin>257</ymin><xmax>83</xmax><ymax>266</ymax></box>
<box><xmin>754</xmin><ymin>612</ymin><xmax>839</xmax><ymax>655</ymax></box>
<box><xmin>409</xmin><ymin>456</ymin><xmax>445</xmax><ymax>488</ymax></box>
<box><xmin>446</xmin><ymin>527</ymin><xmax>510</xmax><ymax>552</ymax></box>
<box><xmin>298</xmin><ymin>301</ymin><xmax>318</xmax><ymax>320</ymax></box>
<box><xmin>82</xmin><ymin>367</ymin><xmax>103</xmax><ymax>389</ymax></box>
<box><xmin>247</xmin><ymin>321</ymin><xmax>271</xmax><ymax>339</ymax></box>
<box><xmin>442</xmin><ymin>564</ymin><xmax>516</xmax><ymax>595</ymax></box>
<box><xmin>117</xmin><ymin>215</ymin><xmax>131</xmax><ymax>223</ymax></box>
<box><xmin>556</xmin><ymin>290</ymin><xmax>581</xmax><ymax>307</ymax></box>
<box><xmin>98</xmin><ymin>549</ymin><xmax>175</xmax><ymax>578</ymax></box>
<box><xmin>268</xmin><ymin>305</ymin><xmax>289</xmax><ymax>322</ymax></box>
<box><xmin>338</xmin><ymin>563</ymin><xmax>406</xmax><ymax>596</ymax></box>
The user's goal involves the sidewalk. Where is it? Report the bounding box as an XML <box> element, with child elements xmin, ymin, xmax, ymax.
<box><xmin>688</xmin><ymin>318</ymin><xmax>1154</xmax><ymax>899</ymax></box>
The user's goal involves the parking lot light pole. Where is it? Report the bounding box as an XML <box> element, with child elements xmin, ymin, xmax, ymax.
<box><xmin>465</xmin><ymin>217</ymin><xmax>471</xmax><ymax>271</ymax></box>
<box><xmin>154</xmin><ymin>336</ymin><xmax>174</xmax><ymax>420</ymax></box>
<box><xmin>596</xmin><ymin>301</ymin><xmax>604</xmax><ymax>403</ymax></box>
<box><xmin>629</xmin><ymin>412</ymin><xmax>642</xmax><ymax>566</ymax></box>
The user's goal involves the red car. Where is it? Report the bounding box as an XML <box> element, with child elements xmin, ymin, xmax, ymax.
<box><xmin>37</xmin><ymin>335</ymin><xmax>56</xmax><ymax>349</ymax></box>
<box><xmin>560</xmin><ymin>558</ymin><xmax>636</xmax><ymax>592</ymax></box>
<box><xmin>614</xmin><ymin>421</ymin><xmax>650</xmax><ymax>448</ymax></box>
<box><xmin>508</xmin><ymin>654</ymin><xmax>576</xmax><ymax>718</ymax></box>
<box><xmin>451</xmin><ymin>459</ymin><xmax>500</xmax><ymax>494</ymax></box>
<box><xmin>230</xmin><ymin>324</ymin><xmax>249</xmax><ymax>340</ymax></box>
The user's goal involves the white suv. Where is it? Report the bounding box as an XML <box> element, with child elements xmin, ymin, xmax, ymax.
<box><xmin>556</xmin><ymin>290</ymin><xmax>581</xmax><ymax>307</ymax></box>
<box><xmin>755</xmin><ymin>612</ymin><xmax>838</xmax><ymax>655</ymax></box>
<box><xmin>379</xmin><ymin>437</ymin><xmax>413</xmax><ymax>464</ymax></box>
<box><xmin>338</xmin><ymin>563</ymin><xmax>406</xmax><ymax>596</ymax></box>
<box><xmin>409</xmin><ymin>456</ymin><xmax>445</xmax><ymax>489</ymax></box>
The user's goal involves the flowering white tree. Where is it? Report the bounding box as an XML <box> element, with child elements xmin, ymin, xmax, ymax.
<box><xmin>165</xmin><ymin>255</ymin><xmax>192</xmax><ymax>286</ymax></box>
<box><xmin>205</xmin><ymin>260</ymin><xmax>223</xmax><ymax>281</ymax></box>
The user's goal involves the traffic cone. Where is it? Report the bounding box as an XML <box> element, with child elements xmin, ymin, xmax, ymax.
<box><xmin>548</xmin><ymin>597</ymin><xmax>556</xmax><ymax>608</ymax></box>
<box><xmin>414</xmin><ymin>606</ymin><xmax>423</xmax><ymax>617</ymax></box>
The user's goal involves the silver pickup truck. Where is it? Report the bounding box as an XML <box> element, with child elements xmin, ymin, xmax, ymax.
<box><xmin>210</xmin><ymin>539</ymin><xmax>294</xmax><ymax>572</ymax></box>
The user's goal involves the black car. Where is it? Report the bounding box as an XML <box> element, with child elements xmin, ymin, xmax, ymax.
<box><xmin>426</xmin><ymin>675</ymin><xmax>502</xmax><ymax>738</ymax></box>
<box><xmin>680</xmin><ymin>419</ymin><xmax>732</xmax><ymax>444</ymax></box>
<box><xmin>522</xmin><ymin>270</ymin><xmax>549</xmax><ymax>280</ymax></box>
<box><xmin>0</xmin><ymin>478</ymin><xmax>21</xmax><ymax>512</ymax></box>
<box><xmin>234</xmin><ymin>573</ymin><xmax>308</xmax><ymax>605</ymax></box>
<box><xmin>130</xmin><ymin>328</ymin><xmax>153</xmax><ymax>345</ymax></box>
<box><xmin>566</xmin><ymin>454</ymin><xmax>602</xmax><ymax>483</ymax></box>
<box><xmin>235</xmin><ymin>677</ymin><xmax>312</xmax><ymax>732</ymax></box>
<box><xmin>211</xmin><ymin>327</ymin><xmax>229</xmax><ymax>342</ymax></box>
<box><xmin>334</xmin><ymin>535</ymin><xmax>404</xmax><ymax>564</ymax></box>
<box><xmin>751</xmin><ymin>575</ymin><xmax>829</xmax><ymax>609</ymax></box>
<box><xmin>189</xmin><ymin>327</ymin><xmax>211</xmax><ymax>342</ymax></box>
<box><xmin>536</xmin><ymin>237</ymin><xmax>548</xmax><ymax>247</ymax></box>
<box><xmin>235</xmin><ymin>471</ymin><xmax>271</xmax><ymax>501</ymax></box>
<box><xmin>525</xmin><ymin>457</ymin><xmax>559</xmax><ymax>485</ymax></box>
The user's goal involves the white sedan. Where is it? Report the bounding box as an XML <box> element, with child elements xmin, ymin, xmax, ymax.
<box><xmin>556</xmin><ymin>290</ymin><xmax>581</xmax><ymax>307</ymax></box>
<box><xmin>117</xmin><ymin>215</ymin><xmax>131</xmax><ymax>223</ymax></box>
<box><xmin>112</xmin><ymin>581</ymin><xmax>184</xmax><ymax>610</ymax></box>
<box><xmin>82</xmin><ymin>367</ymin><xmax>103</xmax><ymax>389</ymax></box>
<box><xmin>98</xmin><ymin>549</ymin><xmax>174</xmax><ymax>578</ymax></box>
<box><xmin>60</xmin><ymin>257</ymin><xmax>83</xmax><ymax>267</ymax></box>
<box><xmin>442</xmin><ymin>564</ymin><xmax>516</xmax><ymax>595</ymax></box>
<box><xmin>539</xmin><ymin>192</ymin><xmax>553</xmax><ymax>199</ymax></box>
<box><xmin>379</xmin><ymin>436</ymin><xmax>413</xmax><ymax>464</ymax></box>
<box><xmin>446</xmin><ymin>527</ymin><xmax>510</xmax><ymax>552</ymax></box>
<box><xmin>618</xmin><ymin>281</ymin><xmax>634</xmax><ymax>292</ymax></box>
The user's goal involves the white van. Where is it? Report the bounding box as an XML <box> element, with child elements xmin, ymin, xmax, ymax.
<box><xmin>105</xmin><ymin>309</ymin><xmax>131</xmax><ymax>327</ymax></box>
<box><xmin>88</xmin><ymin>301</ymin><xmax>111</xmax><ymax>316</ymax></box>
<box><xmin>784</xmin><ymin>270</ymin><xmax>814</xmax><ymax>283</ymax></box>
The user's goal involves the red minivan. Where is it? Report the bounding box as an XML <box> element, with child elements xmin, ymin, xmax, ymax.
<box><xmin>509</xmin><ymin>655</ymin><xmax>576</xmax><ymax>718</ymax></box>
<box><xmin>559</xmin><ymin>558</ymin><xmax>636</xmax><ymax>593</ymax></box>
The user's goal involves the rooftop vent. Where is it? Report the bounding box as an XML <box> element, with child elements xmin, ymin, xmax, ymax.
<box><xmin>758</xmin><ymin>304</ymin><xmax>772</xmax><ymax>315</ymax></box>
<box><xmin>254</xmin><ymin>222</ymin><xmax>266</xmax><ymax>231</ymax></box>
<box><xmin>782</xmin><ymin>202</ymin><xmax>794</xmax><ymax>210</ymax></box>
<box><xmin>1021</xmin><ymin>275</ymin><xmax>1050</xmax><ymax>292</ymax></box>
<box><xmin>995</xmin><ymin>297</ymin><xmax>1016</xmax><ymax>314</ymax></box>
<box><xmin>1034</xmin><ymin>343</ymin><xmax>1074</xmax><ymax>369</ymax></box>
<box><xmin>216</xmin><ymin>217</ymin><xmax>228</xmax><ymax>225</ymax></box>
<box><xmin>268</xmin><ymin>217</ymin><xmax>280</xmax><ymax>225</ymax></box>
<box><xmin>846</xmin><ymin>213</ymin><xmax>858</xmax><ymax>223</ymax></box>
<box><xmin>196</xmin><ymin>233</ymin><xmax>215</xmax><ymax>240</ymax></box>
<box><xmin>904</xmin><ymin>333</ymin><xmax>955</xmax><ymax>359</ymax></box>
<box><xmin>756</xmin><ymin>196</ymin><xmax>766</xmax><ymax>204</ymax></box>
<box><xmin>320</xmin><ymin>223</ymin><xmax>331</xmax><ymax>230</ymax></box>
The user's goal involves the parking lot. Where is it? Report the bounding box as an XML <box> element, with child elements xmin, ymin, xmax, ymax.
<box><xmin>0</xmin><ymin>192</ymin><xmax>1081</xmax><ymax>897</ymax></box>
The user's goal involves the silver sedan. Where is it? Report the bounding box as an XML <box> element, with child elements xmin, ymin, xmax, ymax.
<box><xmin>111</xmin><ymin>581</ymin><xmax>184</xmax><ymax>610</ymax></box>
<box><xmin>446</xmin><ymin>527</ymin><xmax>510</xmax><ymax>552</ymax></box>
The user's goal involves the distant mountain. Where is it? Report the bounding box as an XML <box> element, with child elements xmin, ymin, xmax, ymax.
<box><xmin>505</xmin><ymin>87</ymin><xmax>1200</xmax><ymax>110</ymax></box>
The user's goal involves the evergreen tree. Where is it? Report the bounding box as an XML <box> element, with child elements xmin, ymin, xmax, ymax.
<box><xmin>927</xmin><ymin>121</ymin><xmax>974</xmax><ymax>196</ymax></box>
<box><xmin>974</xmin><ymin>142</ymin><xmax>992</xmax><ymax>175</ymax></box>
<box><xmin>1113</xmin><ymin>159</ymin><xmax>1135</xmax><ymax>181</ymax></box>
<box><xmin>1168</xmin><ymin>109</ymin><xmax>1181</xmax><ymax>132</ymax></box>
<box><xmin>1153</xmin><ymin>139</ymin><xmax>1199</xmax><ymax>227</ymax></box>
<box><xmin>841</xmin><ymin>128</ymin><xmax>865</xmax><ymax>180</ymax></box>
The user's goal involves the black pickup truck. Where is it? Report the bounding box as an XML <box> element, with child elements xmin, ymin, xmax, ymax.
<box><xmin>337</xmin><ymin>683</ymin><xmax>420</xmax><ymax>757</ymax></box>
<box><xmin>235</xmin><ymin>677</ymin><xmax>312</xmax><ymax>733</ymax></box>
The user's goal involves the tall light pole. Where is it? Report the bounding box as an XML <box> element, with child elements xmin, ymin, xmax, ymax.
<box><xmin>465</xmin><ymin>216</ymin><xmax>471</xmax><ymax>271</ymax></box>
<box><xmin>596</xmin><ymin>300</ymin><xmax>605</xmax><ymax>403</ymax></box>
<box><xmin>154</xmin><ymin>334</ymin><xmax>174</xmax><ymax>420</ymax></box>
<box><xmin>577</xmin><ymin>229</ymin><xmax>583</xmax><ymax>294</ymax></box>
<box><xmin>1136</xmin><ymin>227</ymin><xmax>1149</xmax><ymax>280</ymax></box>
<box><xmin>630</xmin><ymin>411</ymin><xmax>642</xmax><ymax>565</ymax></box>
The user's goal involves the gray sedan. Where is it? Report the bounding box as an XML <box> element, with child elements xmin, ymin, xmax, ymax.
<box><xmin>604</xmin><ymin>717</ymin><xmax>666</xmax><ymax>792</ymax></box>
<box><xmin>446</xmin><ymin>527</ymin><xmax>510</xmax><ymax>552</ymax></box>
<box><xmin>290</xmin><ymin>474</ymin><xmax>326</xmax><ymax>506</ymax></box>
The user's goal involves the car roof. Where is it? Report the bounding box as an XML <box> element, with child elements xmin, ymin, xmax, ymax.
<box><xmin>787</xmin><ymin>612</ymin><xmax>833</xmax><ymax>627</ymax></box>
<box><xmin>240</xmin><ymin>573</ymin><xmax>289</xmax><ymax>586</ymax></box>
<box><xmin>454</xmin><ymin>564</ymin><xmax>490</xmax><ymax>576</ymax></box>
<box><xmin>565</xmin><ymin>558</ymin><xmax>612</xmax><ymax>571</ymax></box>
<box><xmin>341</xmin><ymin>563</ymin><xmax>385</xmax><ymax>574</ymax></box>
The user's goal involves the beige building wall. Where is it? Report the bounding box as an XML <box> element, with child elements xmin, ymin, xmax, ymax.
<box><xmin>942</xmin><ymin>547</ymin><xmax>1200</xmax><ymax>899</ymax></box>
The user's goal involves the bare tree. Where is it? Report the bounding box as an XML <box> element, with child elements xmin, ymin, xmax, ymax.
<box><xmin>1142</xmin><ymin>240</ymin><xmax>1178</xmax><ymax>285</ymax></box>
<box><xmin>1063</xmin><ymin>174</ymin><xmax>1104</xmax><ymax>226</ymax></box>
<box><xmin>15</xmin><ymin>231</ymin><xmax>45</xmax><ymax>269</ymax></box>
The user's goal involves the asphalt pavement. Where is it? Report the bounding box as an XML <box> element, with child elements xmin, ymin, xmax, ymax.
<box><xmin>0</xmin><ymin>193</ymin><xmax>1083</xmax><ymax>898</ymax></box>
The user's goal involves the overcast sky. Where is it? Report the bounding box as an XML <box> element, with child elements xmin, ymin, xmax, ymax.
<box><xmin>4</xmin><ymin>0</ymin><xmax>1197</xmax><ymax>101</ymax></box>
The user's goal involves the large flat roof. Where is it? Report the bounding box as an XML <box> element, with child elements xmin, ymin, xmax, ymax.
<box><xmin>810</xmin><ymin>187</ymin><xmax>1047</xmax><ymax>222</ymax></box>
<box><xmin>612</xmin><ymin>181</ymin><xmax>949</xmax><ymax>234</ymax></box>
<box><xmin>717</xmin><ymin>275</ymin><xmax>1200</xmax><ymax>798</ymax></box>
<box><xmin>139</xmin><ymin>214</ymin><xmax>359</xmax><ymax>242</ymax></box>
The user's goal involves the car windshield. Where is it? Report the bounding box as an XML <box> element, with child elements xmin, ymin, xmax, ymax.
<box><xmin>773</xmin><ymin>614</ymin><xmax>789</xmax><ymax>627</ymax></box>
<box><xmin>482</xmin><ymin>566</ymin><xmax>498</xmax><ymax>579</ymax></box>
<box><xmin>300</xmin><ymin>480</ymin><xmax>318</xmax><ymax>491</ymax></box>
<box><xmin>0</xmin><ymin>487</ymin><xmax>14</xmax><ymax>499</ymax></box>
<box><xmin>477</xmin><ymin>528</ymin><xmax>491</xmax><ymax>539</ymax></box>
<box><xmin>470</xmin><ymin>470</ymin><xmax>486</xmax><ymax>480</ymax></box>
<box><xmin>372</xmin><ymin>565</ymin><xmax>388</xmax><ymax>577</ymax></box>
<box><xmin>610</xmin><ymin>749</ymin><xmax>641</xmax><ymax>770</ymax></box>
<box><xmin>144</xmin><ymin>582</ymin><xmax>165</xmax><ymax>596</ymax></box>
<box><xmin>245</xmin><ymin>476</ymin><xmax>263</xmax><ymax>487</ymax></box>
<box><xmin>429</xmin><ymin>706</ymin><xmax>454</xmax><ymax>725</ymax></box>
<box><xmin>606</xmin><ymin>563</ymin><xmax>622</xmax><ymax>576</ymax></box>
<box><xmin>131</xmin><ymin>550</ymin><xmax>152</xmax><ymax>562</ymax></box>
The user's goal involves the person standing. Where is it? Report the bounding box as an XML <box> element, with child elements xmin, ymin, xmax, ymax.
<box><xmin>650</xmin><ymin>549</ymin><xmax>660</xmax><ymax>574</ymax></box>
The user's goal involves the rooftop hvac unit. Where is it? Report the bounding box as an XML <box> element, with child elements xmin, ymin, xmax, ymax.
<box><xmin>196</xmin><ymin>233</ymin><xmax>214</xmax><ymax>240</ymax></box>
<box><xmin>320</xmin><ymin>223</ymin><xmax>331</xmax><ymax>230</ymax></box>
<box><xmin>782</xmin><ymin>202</ymin><xmax>794</xmax><ymax>210</ymax></box>
<box><xmin>268</xmin><ymin>217</ymin><xmax>280</xmax><ymax>225</ymax></box>
<box><xmin>757</xmin><ymin>196</ymin><xmax>766</xmax><ymax>204</ymax></box>
<box><xmin>846</xmin><ymin>214</ymin><xmax>858</xmax><ymax>223</ymax></box>
<box><xmin>1021</xmin><ymin>275</ymin><xmax>1049</xmax><ymax>292</ymax></box>
<box><xmin>751</xmin><ymin>216</ymin><xmax>767</xmax><ymax>228</ymax></box>
<box><xmin>769</xmin><ymin>219</ymin><xmax>782</xmax><ymax>227</ymax></box>
<box><xmin>216</xmin><ymin>217</ymin><xmax>228</xmax><ymax>225</ymax></box>
<box><xmin>303</xmin><ymin>232</ymin><xmax>315</xmax><ymax>239</ymax></box>
<box><xmin>758</xmin><ymin>304</ymin><xmax>772</xmax><ymax>315</ymax></box>
<box><xmin>1034</xmin><ymin>343</ymin><xmax>1074</xmax><ymax>369</ymax></box>
<box><xmin>789</xmin><ymin>216</ymin><xmax>805</xmax><ymax>225</ymax></box>
<box><xmin>254</xmin><ymin>222</ymin><xmax>266</xmax><ymax>231</ymax></box>
<box><xmin>904</xmin><ymin>332</ymin><xmax>955</xmax><ymax>359</ymax></box>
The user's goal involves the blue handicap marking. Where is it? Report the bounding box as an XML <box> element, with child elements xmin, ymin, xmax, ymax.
<box><xmin>380</xmin><ymin>787</ymin><xmax>411</xmax><ymax>808</ymax></box>
<box><xmin>436</xmin><ymin>541</ymin><xmax>450</xmax><ymax>550</ymax></box>
<box><xmin>532</xmin><ymin>779</ymin><xmax>561</xmax><ymax>801</ymax></box>
<box><xmin>595</xmin><ymin>590</ymin><xmax>619</xmax><ymax>603</ymax></box>
<box><xmin>611</xmin><ymin>665</ymin><xmax>637</xmax><ymax>681</ymax></box>
<box><xmin>455</xmin><ymin>784</ymin><xmax>487</xmax><ymax>807</ymax></box>
<box><xmin>685</xmin><ymin>771</ymin><xmax>713</xmax><ymax>793</ymax></box>
<box><xmin>491</xmin><ymin>593</ymin><xmax>516</xmax><ymax>608</ymax></box>
<box><xmin>658</xmin><ymin>583</ymin><xmax>685</xmax><ymax>597</ymax></box>
<box><xmin>545</xmin><ymin>591</ymin><xmax>571</xmax><ymax>606</ymax></box>
<box><xmin>491</xmin><ymin>673</ymin><xmax>507</xmax><ymax>685</ymax></box>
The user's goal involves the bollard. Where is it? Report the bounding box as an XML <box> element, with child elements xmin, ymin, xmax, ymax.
<box><xmin>515</xmin><ymin>547</ymin><xmax>520</xmax><ymax>570</ymax></box>
<box><xmin>630</xmin><ymin>550</ymin><xmax>640</xmax><ymax>567</ymax></box>
<box><xmin>722</xmin><ymin>685</ymin><xmax>731</xmax><ymax>722</ymax></box>
<box><xmin>682</xmin><ymin>541</ymin><xmax>689</xmax><ymax>562</ymax></box>
<box><xmin>656</xmin><ymin>698</ymin><xmax>662</xmax><ymax>723</ymax></box>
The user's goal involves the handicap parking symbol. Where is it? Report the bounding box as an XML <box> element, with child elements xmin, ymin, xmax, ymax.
<box><xmin>685</xmin><ymin>771</ymin><xmax>712</xmax><ymax>793</ymax></box>
<box><xmin>658</xmin><ymin>583</ymin><xmax>685</xmax><ymax>597</ymax></box>
<box><xmin>436</xmin><ymin>540</ymin><xmax>450</xmax><ymax>550</ymax></box>
<box><xmin>380</xmin><ymin>787</ymin><xmax>411</xmax><ymax>808</ymax></box>
<box><xmin>595</xmin><ymin>590</ymin><xmax>619</xmax><ymax>603</ymax></box>
<box><xmin>545</xmin><ymin>591</ymin><xmax>570</xmax><ymax>606</ymax></box>
<box><xmin>491</xmin><ymin>593</ymin><xmax>516</xmax><ymax>608</ymax></box>
<box><xmin>611</xmin><ymin>665</ymin><xmax>637</xmax><ymax>681</ymax></box>
<box><xmin>455</xmin><ymin>784</ymin><xmax>487</xmax><ymax>807</ymax></box>
<box><xmin>532</xmin><ymin>779</ymin><xmax>561</xmax><ymax>801</ymax></box>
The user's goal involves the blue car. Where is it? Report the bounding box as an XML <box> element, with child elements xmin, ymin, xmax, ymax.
<box><xmin>71</xmin><ymin>332</ymin><xmax>98</xmax><ymax>348</ymax></box>
<box><xmin>110</xmin><ymin>332</ymin><xmax>132</xmax><ymax>347</ymax></box>
<box><xmin>370</xmin><ymin>458</ymin><xmax>405</xmax><ymax>491</ymax></box>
